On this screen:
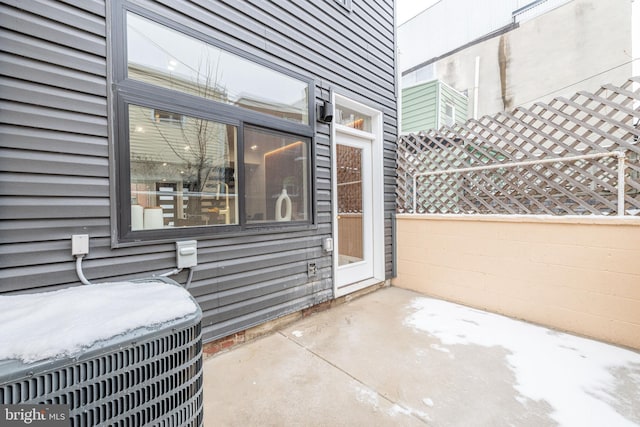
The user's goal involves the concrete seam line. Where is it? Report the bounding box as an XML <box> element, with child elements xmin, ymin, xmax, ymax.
<box><xmin>278</xmin><ymin>331</ymin><xmax>430</xmax><ymax>425</ymax></box>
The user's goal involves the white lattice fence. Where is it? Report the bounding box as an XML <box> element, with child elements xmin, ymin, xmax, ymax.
<box><xmin>397</xmin><ymin>77</ymin><xmax>640</xmax><ymax>216</ymax></box>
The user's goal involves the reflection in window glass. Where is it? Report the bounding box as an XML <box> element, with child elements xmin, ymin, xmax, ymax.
<box><xmin>244</xmin><ymin>127</ymin><xmax>310</xmax><ymax>223</ymax></box>
<box><xmin>337</xmin><ymin>144</ymin><xmax>364</xmax><ymax>265</ymax></box>
<box><xmin>126</xmin><ymin>12</ymin><xmax>309</xmax><ymax>124</ymax></box>
<box><xmin>129</xmin><ymin>105</ymin><xmax>237</xmax><ymax>230</ymax></box>
<box><xmin>335</xmin><ymin>105</ymin><xmax>372</xmax><ymax>132</ymax></box>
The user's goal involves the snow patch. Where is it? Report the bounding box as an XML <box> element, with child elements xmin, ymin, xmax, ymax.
<box><xmin>422</xmin><ymin>397</ymin><xmax>434</xmax><ymax>407</ymax></box>
<box><xmin>388</xmin><ymin>404</ymin><xmax>411</xmax><ymax>417</ymax></box>
<box><xmin>353</xmin><ymin>385</ymin><xmax>431</xmax><ymax>421</ymax></box>
<box><xmin>430</xmin><ymin>343</ymin><xmax>450</xmax><ymax>353</ymax></box>
<box><xmin>354</xmin><ymin>386</ymin><xmax>379</xmax><ymax>408</ymax></box>
<box><xmin>404</xmin><ymin>297</ymin><xmax>640</xmax><ymax>427</ymax></box>
<box><xmin>0</xmin><ymin>281</ymin><xmax>198</xmax><ymax>363</ymax></box>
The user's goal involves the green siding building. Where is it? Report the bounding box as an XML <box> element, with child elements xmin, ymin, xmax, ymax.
<box><xmin>401</xmin><ymin>80</ymin><xmax>468</xmax><ymax>134</ymax></box>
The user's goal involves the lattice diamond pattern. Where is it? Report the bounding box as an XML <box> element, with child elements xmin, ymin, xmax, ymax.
<box><xmin>398</xmin><ymin>77</ymin><xmax>640</xmax><ymax>215</ymax></box>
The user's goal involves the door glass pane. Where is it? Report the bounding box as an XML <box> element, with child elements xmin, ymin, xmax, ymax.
<box><xmin>337</xmin><ymin>144</ymin><xmax>364</xmax><ymax>266</ymax></box>
<box><xmin>126</xmin><ymin>12</ymin><xmax>309</xmax><ymax>124</ymax></box>
<box><xmin>335</xmin><ymin>105</ymin><xmax>372</xmax><ymax>132</ymax></box>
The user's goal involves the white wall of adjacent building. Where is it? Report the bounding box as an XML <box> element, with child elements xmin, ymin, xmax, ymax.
<box><xmin>399</xmin><ymin>0</ymin><xmax>635</xmax><ymax>118</ymax></box>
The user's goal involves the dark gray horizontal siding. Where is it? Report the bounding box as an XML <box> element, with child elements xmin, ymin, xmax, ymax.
<box><xmin>0</xmin><ymin>0</ymin><xmax>396</xmax><ymax>343</ymax></box>
<box><xmin>0</xmin><ymin>252</ymin><xmax>175</xmax><ymax>291</ymax></box>
<box><xmin>0</xmin><ymin>53</ymin><xmax>106</xmax><ymax>95</ymax></box>
<box><xmin>202</xmin><ymin>278</ymin><xmax>330</xmax><ymax>324</ymax></box>
<box><xmin>0</xmin><ymin>100</ymin><xmax>107</xmax><ymax>135</ymax></box>
<box><xmin>1</xmin><ymin>77</ymin><xmax>106</xmax><ymax>117</ymax></box>
<box><xmin>190</xmin><ymin>256</ymin><xmax>330</xmax><ymax>298</ymax></box>
<box><xmin>2</xmin><ymin>0</ymin><xmax>105</xmax><ymax>36</ymax></box>
<box><xmin>208</xmin><ymin>287</ymin><xmax>333</xmax><ymax>339</ymax></box>
<box><xmin>0</xmin><ymin>3</ymin><xmax>105</xmax><ymax>55</ymax></box>
<box><xmin>0</xmin><ymin>173</ymin><xmax>108</xmax><ymax>197</ymax></box>
<box><xmin>0</xmin><ymin>125</ymin><xmax>108</xmax><ymax>157</ymax></box>
<box><xmin>143</xmin><ymin>0</ymin><xmax>396</xmax><ymax>111</ymax></box>
<box><xmin>0</xmin><ymin>219</ymin><xmax>111</xmax><ymax>244</ymax></box>
<box><xmin>58</xmin><ymin>0</ymin><xmax>105</xmax><ymax>17</ymax></box>
<box><xmin>0</xmin><ymin>148</ymin><xmax>108</xmax><ymax>176</ymax></box>
<box><xmin>0</xmin><ymin>30</ymin><xmax>106</xmax><ymax>77</ymax></box>
<box><xmin>0</xmin><ymin>197</ymin><xmax>109</xmax><ymax>219</ymax></box>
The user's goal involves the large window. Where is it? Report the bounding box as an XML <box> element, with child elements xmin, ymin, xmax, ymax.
<box><xmin>112</xmin><ymin>4</ymin><xmax>314</xmax><ymax>241</ymax></box>
<box><xmin>244</xmin><ymin>127</ymin><xmax>310</xmax><ymax>223</ymax></box>
<box><xmin>127</xmin><ymin>13</ymin><xmax>309</xmax><ymax>124</ymax></box>
<box><xmin>129</xmin><ymin>105</ymin><xmax>238</xmax><ymax>230</ymax></box>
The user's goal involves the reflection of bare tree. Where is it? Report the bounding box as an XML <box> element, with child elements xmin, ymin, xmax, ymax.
<box><xmin>150</xmin><ymin>54</ymin><xmax>231</xmax><ymax>218</ymax></box>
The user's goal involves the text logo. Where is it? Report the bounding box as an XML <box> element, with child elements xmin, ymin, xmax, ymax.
<box><xmin>1</xmin><ymin>405</ymin><xmax>68</xmax><ymax>426</ymax></box>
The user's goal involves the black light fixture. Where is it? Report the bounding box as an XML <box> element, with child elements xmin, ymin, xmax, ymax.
<box><xmin>317</xmin><ymin>100</ymin><xmax>334</xmax><ymax>123</ymax></box>
<box><xmin>317</xmin><ymin>87</ymin><xmax>333</xmax><ymax>123</ymax></box>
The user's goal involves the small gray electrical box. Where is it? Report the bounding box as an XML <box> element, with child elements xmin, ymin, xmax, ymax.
<box><xmin>323</xmin><ymin>237</ymin><xmax>334</xmax><ymax>253</ymax></box>
<box><xmin>176</xmin><ymin>240</ymin><xmax>198</xmax><ymax>269</ymax></box>
<box><xmin>71</xmin><ymin>234</ymin><xmax>89</xmax><ymax>256</ymax></box>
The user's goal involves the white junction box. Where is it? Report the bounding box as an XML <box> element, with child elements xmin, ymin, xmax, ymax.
<box><xmin>176</xmin><ymin>240</ymin><xmax>198</xmax><ymax>269</ymax></box>
<box><xmin>71</xmin><ymin>234</ymin><xmax>89</xmax><ymax>256</ymax></box>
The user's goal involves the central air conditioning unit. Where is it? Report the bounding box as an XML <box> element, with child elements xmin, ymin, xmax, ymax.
<box><xmin>0</xmin><ymin>278</ymin><xmax>203</xmax><ymax>426</ymax></box>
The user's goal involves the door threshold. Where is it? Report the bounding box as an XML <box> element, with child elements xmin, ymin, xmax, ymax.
<box><xmin>335</xmin><ymin>277</ymin><xmax>382</xmax><ymax>298</ymax></box>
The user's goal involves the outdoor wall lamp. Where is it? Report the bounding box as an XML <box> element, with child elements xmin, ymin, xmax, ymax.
<box><xmin>317</xmin><ymin>100</ymin><xmax>334</xmax><ymax>123</ymax></box>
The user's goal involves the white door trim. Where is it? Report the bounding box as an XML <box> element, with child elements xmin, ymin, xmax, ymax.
<box><xmin>331</xmin><ymin>93</ymin><xmax>385</xmax><ymax>298</ymax></box>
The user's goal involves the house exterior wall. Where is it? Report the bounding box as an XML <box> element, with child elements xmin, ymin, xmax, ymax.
<box><xmin>401</xmin><ymin>80</ymin><xmax>467</xmax><ymax>133</ymax></box>
<box><xmin>397</xmin><ymin>0</ymin><xmax>530</xmax><ymax>72</ymax></box>
<box><xmin>432</xmin><ymin>0</ymin><xmax>633</xmax><ymax>117</ymax></box>
<box><xmin>438</xmin><ymin>82</ymin><xmax>467</xmax><ymax>127</ymax></box>
<box><xmin>401</xmin><ymin>80</ymin><xmax>438</xmax><ymax>133</ymax></box>
<box><xmin>0</xmin><ymin>0</ymin><xmax>397</xmax><ymax>343</ymax></box>
<box><xmin>400</xmin><ymin>0</ymin><xmax>634</xmax><ymax>119</ymax></box>
<box><xmin>393</xmin><ymin>215</ymin><xmax>640</xmax><ymax>350</ymax></box>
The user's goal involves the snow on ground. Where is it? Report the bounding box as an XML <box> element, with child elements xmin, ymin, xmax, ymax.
<box><xmin>405</xmin><ymin>297</ymin><xmax>640</xmax><ymax>427</ymax></box>
<box><xmin>353</xmin><ymin>385</ymin><xmax>430</xmax><ymax>421</ymax></box>
<box><xmin>0</xmin><ymin>281</ymin><xmax>198</xmax><ymax>364</ymax></box>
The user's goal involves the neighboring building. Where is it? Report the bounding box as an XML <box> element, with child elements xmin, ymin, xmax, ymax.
<box><xmin>399</xmin><ymin>0</ymin><xmax>637</xmax><ymax>123</ymax></box>
<box><xmin>401</xmin><ymin>80</ymin><xmax>468</xmax><ymax>133</ymax></box>
<box><xmin>0</xmin><ymin>0</ymin><xmax>397</xmax><ymax>345</ymax></box>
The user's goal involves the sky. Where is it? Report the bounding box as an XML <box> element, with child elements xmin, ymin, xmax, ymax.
<box><xmin>396</xmin><ymin>0</ymin><xmax>440</xmax><ymax>25</ymax></box>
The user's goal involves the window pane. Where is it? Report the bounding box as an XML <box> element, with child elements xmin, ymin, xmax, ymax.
<box><xmin>129</xmin><ymin>104</ymin><xmax>237</xmax><ymax>230</ymax></box>
<box><xmin>244</xmin><ymin>127</ymin><xmax>310</xmax><ymax>223</ymax></box>
<box><xmin>335</xmin><ymin>105</ymin><xmax>372</xmax><ymax>132</ymax></box>
<box><xmin>126</xmin><ymin>12</ymin><xmax>309</xmax><ymax>124</ymax></box>
<box><xmin>337</xmin><ymin>144</ymin><xmax>364</xmax><ymax>265</ymax></box>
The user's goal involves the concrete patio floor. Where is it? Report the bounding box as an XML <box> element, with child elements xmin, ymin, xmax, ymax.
<box><xmin>203</xmin><ymin>286</ymin><xmax>640</xmax><ymax>426</ymax></box>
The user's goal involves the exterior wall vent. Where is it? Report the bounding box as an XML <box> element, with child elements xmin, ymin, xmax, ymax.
<box><xmin>0</xmin><ymin>279</ymin><xmax>203</xmax><ymax>426</ymax></box>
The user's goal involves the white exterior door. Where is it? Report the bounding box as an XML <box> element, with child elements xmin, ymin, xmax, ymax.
<box><xmin>331</xmin><ymin>94</ymin><xmax>385</xmax><ymax>297</ymax></box>
<box><xmin>335</xmin><ymin>132</ymin><xmax>374</xmax><ymax>288</ymax></box>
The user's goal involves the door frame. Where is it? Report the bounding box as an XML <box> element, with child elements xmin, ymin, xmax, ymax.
<box><xmin>331</xmin><ymin>93</ymin><xmax>385</xmax><ymax>297</ymax></box>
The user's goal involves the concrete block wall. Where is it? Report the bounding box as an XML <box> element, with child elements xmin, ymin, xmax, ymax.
<box><xmin>393</xmin><ymin>214</ymin><xmax>640</xmax><ymax>350</ymax></box>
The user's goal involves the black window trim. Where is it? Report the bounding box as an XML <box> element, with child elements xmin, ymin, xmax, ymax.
<box><xmin>111</xmin><ymin>0</ymin><xmax>317</xmax><ymax>245</ymax></box>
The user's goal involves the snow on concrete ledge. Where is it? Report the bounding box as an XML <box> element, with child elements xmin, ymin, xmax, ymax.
<box><xmin>0</xmin><ymin>281</ymin><xmax>198</xmax><ymax>364</ymax></box>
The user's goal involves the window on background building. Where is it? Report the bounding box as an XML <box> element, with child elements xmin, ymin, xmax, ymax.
<box><xmin>112</xmin><ymin>5</ymin><xmax>314</xmax><ymax>240</ymax></box>
<box><xmin>334</xmin><ymin>0</ymin><xmax>353</xmax><ymax>12</ymax></box>
<box><xmin>443</xmin><ymin>103</ymin><xmax>455</xmax><ymax>126</ymax></box>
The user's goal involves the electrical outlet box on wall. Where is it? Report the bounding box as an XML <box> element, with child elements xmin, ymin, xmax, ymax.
<box><xmin>176</xmin><ymin>240</ymin><xmax>198</xmax><ymax>269</ymax></box>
